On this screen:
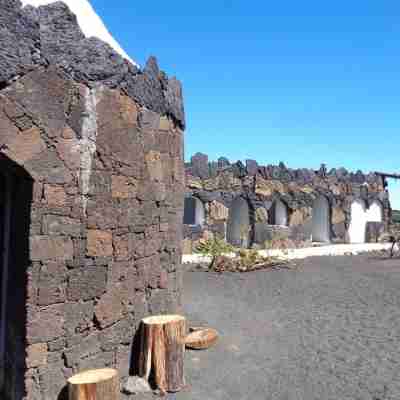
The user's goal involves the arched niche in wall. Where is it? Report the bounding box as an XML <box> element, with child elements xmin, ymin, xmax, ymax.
<box><xmin>226</xmin><ymin>197</ymin><xmax>251</xmax><ymax>248</ymax></box>
<box><xmin>183</xmin><ymin>196</ymin><xmax>205</xmax><ymax>226</ymax></box>
<box><xmin>366</xmin><ymin>200</ymin><xmax>383</xmax><ymax>222</ymax></box>
<box><xmin>348</xmin><ymin>199</ymin><xmax>367</xmax><ymax>243</ymax></box>
<box><xmin>269</xmin><ymin>199</ymin><xmax>288</xmax><ymax>226</ymax></box>
<box><xmin>348</xmin><ymin>199</ymin><xmax>383</xmax><ymax>244</ymax></box>
<box><xmin>312</xmin><ymin>195</ymin><xmax>331</xmax><ymax>243</ymax></box>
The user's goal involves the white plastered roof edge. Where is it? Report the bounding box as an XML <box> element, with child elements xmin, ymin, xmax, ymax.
<box><xmin>21</xmin><ymin>0</ymin><xmax>139</xmax><ymax>67</ymax></box>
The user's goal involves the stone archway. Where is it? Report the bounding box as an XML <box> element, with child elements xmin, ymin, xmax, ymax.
<box><xmin>348</xmin><ymin>199</ymin><xmax>367</xmax><ymax>243</ymax></box>
<box><xmin>226</xmin><ymin>197</ymin><xmax>250</xmax><ymax>248</ymax></box>
<box><xmin>312</xmin><ymin>196</ymin><xmax>330</xmax><ymax>243</ymax></box>
<box><xmin>183</xmin><ymin>196</ymin><xmax>205</xmax><ymax>226</ymax></box>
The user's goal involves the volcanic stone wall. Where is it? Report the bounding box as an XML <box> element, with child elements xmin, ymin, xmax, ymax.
<box><xmin>183</xmin><ymin>153</ymin><xmax>390</xmax><ymax>252</ymax></box>
<box><xmin>0</xmin><ymin>1</ymin><xmax>185</xmax><ymax>399</ymax></box>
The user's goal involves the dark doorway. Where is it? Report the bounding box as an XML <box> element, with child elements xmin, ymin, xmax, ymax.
<box><xmin>0</xmin><ymin>172</ymin><xmax>9</xmax><ymax>379</ymax></box>
<box><xmin>0</xmin><ymin>154</ymin><xmax>33</xmax><ymax>400</ymax></box>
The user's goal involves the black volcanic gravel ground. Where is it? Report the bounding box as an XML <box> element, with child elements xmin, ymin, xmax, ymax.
<box><xmin>172</xmin><ymin>254</ymin><xmax>400</xmax><ymax>400</ymax></box>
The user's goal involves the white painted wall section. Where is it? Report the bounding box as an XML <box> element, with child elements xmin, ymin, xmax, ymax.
<box><xmin>366</xmin><ymin>201</ymin><xmax>383</xmax><ymax>222</ymax></box>
<box><xmin>349</xmin><ymin>200</ymin><xmax>383</xmax><ymax>244</ymax></box>
<box><xmin>349</xmin><ymin>200</ymin><xmax>367</xmax><ymax>243</ymax></box>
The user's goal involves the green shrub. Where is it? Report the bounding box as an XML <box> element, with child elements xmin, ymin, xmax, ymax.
<box><xmin>195</xmin><ymin>236</ymin><xmax>234</xmax><ymax>267</ymax></box>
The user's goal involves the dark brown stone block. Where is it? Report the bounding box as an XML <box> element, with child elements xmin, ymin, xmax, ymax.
<box><xmin>30</xmin><ymin>236</ymin><xmax>74</xmax><ymax>262</ymax></box>
<box><xmin>37</xmin><ymin>261</ymin><xmax>67</xmax><ymax>306</ymax></box>
<box><xmin>27</xmin><ymin>305</ymin><xmax>65</xmax><ymax>344</ymax></box>
<box><xmin>67</xmin><ymin>265</ymin><xmax>107</xmax><ymax>301</ymax></box>
<box><xmin>7</xmin><ymin>67</ymin><xmax>72</xmax><ymax>139</ymax></box>
<box><xmin>25</xmin><ymin>149</ymin><xmax>73</xmax><ymax>184</ymax></box>
<box><xmin>64</xmin><ymin>332</ymin><xmax>100</xmax><ymax>367</ymax></box>
<box><xmin>86</xmin><ymin>229</ymin><xmax>113</xmax><ymax>257</ymax></box>
<box><xmin>42</xmin><ymin>215</ymin><xmax>81</xmax><ymax>237</ymax></box>
<box><xmin>64</xmin><ymin>301</ymin><xmax>94</xmax><ymax>336</ymax></box>
<box><xmin>94</xmin><ymin>290</ymin><xmax>125</xmax><ymax>328</ymax></box>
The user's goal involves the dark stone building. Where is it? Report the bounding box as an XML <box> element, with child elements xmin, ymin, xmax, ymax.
<box><xmin>0</xmin><ymin>1</ymin><xmax>185</xmax><ymax>399</ymax></box>
<box><xmin>183</xmin><ymin>153</ymin><xmax>390</xmax><ymax>252</ymax></box>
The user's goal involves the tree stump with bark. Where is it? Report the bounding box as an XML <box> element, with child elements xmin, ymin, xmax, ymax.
<box><xmin>138</xmin><ymin>314</ymin><xmax>186</xmax><ymax>394</ymax></box>
<box><xmin>68</xmin><ymin>368</ymin><xmax>119</xmax><ymax>400</ymax></box>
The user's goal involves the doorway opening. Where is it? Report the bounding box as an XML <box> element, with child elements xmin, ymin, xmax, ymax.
<box><xmin>0</xmin><ymin>155</ymin><xmax>32</xmax><ymax>399</ymax></box>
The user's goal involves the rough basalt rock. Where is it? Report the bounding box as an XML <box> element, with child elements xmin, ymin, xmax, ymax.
<box><xmin>0</xmin><ymin>0</ymin><xmax>185</xmax><ymax>129</ymax></box>
<box><xmin>0</xmin><ymin>2</ymin><xmax>185</xmax><ymax>398</ymax></box>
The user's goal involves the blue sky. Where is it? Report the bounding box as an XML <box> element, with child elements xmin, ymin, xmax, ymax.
<box><xmin>92</xmin><ymin>0</ymin><xmax>400</xmax><ymax>208</ymax></box>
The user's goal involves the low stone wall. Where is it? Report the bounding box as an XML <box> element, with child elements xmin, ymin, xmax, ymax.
<box><xmin>183</xmin><ymin>153</ymin><xmax>390</xmax><ymax>253</ymax></box>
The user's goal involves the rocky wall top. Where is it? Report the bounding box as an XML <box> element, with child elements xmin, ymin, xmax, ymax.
<box><xmin>0</xmin><ymin>0</ymin><xmax>185</xmax><ymax>128</ymax></box>
<box><xmin>186</xmin><ymin>152</ymin><xmax>384</xmax><ymax>187</ymax></box>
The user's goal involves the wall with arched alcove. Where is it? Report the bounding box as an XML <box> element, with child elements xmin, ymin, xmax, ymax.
<box><xmin>252</xmin><ymin>199</ymin><xmax>291</xmax><ymax>245</ymax></box>
<box><xmin>348</xmin><ymin>199</ymin><xmax>368</xmax><ymax>243</ymax></box>
<box><xmin>270</xmin><ymin>199</ymin><xmax>289</xmax><ymax>226</ymax></box>
<box><xmin>183</xmin><ymin>196</ymin><xmax>205</xmax><ymax>226</ymax></box>
<box><xmin>226</xmin><ymin>197</ymin><xmax>251</xmax><ymax>248</ymax></box>
<box><xmin>366</xmin><ymin>200</ymin><xmax>383</xmax><ymax>222</ymax></box>
<box><xmin>184</xmin><ymin>153</ymin><xmax>391</xmax><ymax>251</ymax></box>
<box><xmin>365</xmin><ymin>200</ymin><xmax>385</xmax><ymax>242</ymax></box>
<box><xmin>312</xmin><ymin>196</ymin><xmax>331</xmax><ymax>243</ymax></box>
<box><xmin>348</xmin><ymin>199</ymin><xmax>384</xmax><ymax>243</ymax></box>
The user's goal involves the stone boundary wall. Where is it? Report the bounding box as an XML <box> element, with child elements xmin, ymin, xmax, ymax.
<box><xmin>183</xmin><ymin>153</ymin><xmax>390</xmax><ymax>253</ymax></box>
<box><xmin>0</xmin><ymin>1</ymin><xmax>185</xmax><ymax>399</ymax></box>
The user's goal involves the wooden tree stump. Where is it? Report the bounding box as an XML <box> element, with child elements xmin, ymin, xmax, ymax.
<box><xmin>138</xmin><ymin>314</ymin><xmax>186</xmax><ymax>393</ymax></box>
<box><xmin>68</xmin><ymin>368</ymin><xmax>119</xmax><ymax>400</ymax></box>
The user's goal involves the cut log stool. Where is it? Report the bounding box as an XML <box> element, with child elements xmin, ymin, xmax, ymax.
<box><xmin>68</xmin><ymin>368</ymin><xmax>119</xmax><ymax>400</ymax></box>
<box><xmin>138</xmin><ymin>314</ymin><xmax>186</xmax><ymax>393</ymax></box>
